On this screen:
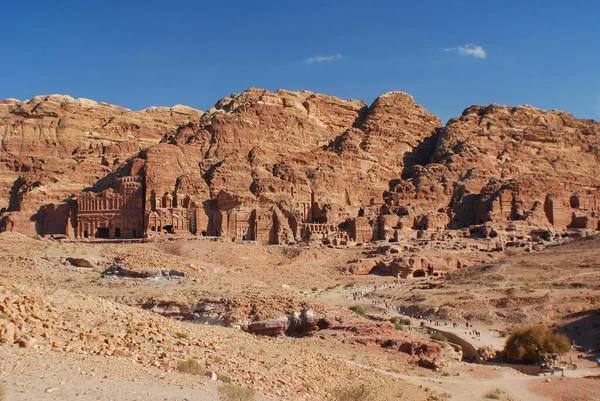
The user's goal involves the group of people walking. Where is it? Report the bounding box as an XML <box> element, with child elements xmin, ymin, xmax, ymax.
<box><xmin>346</xmin><ymin>282</ymin><xmax>493</xmax><ymax>341</ymax></box>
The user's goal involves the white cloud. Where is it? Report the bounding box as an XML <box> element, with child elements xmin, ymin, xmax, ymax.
<box><xmin>443</xmin><ymin>44</ymin><xmax>487</xmax><ymax>59</ymax></box>
<box><xmin>305</xmin><ymin>53</ymin><xmax>343</xmax><ymax>64</ymax></box>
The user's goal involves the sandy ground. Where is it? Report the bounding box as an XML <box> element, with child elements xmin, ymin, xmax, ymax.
<box><xmin>528</xmin><ymin>375</ymin><xmax>600</xmax><ymax>401</ymax></box>
<box><xmin>1</xmin><ymin>233</ymin><xmax>599</xmax><ymax>400</ymax></box>
<box><xmin>0</xmin><ymin>347</ymin><xmax>227</xmax><ymax>401</ymax></box>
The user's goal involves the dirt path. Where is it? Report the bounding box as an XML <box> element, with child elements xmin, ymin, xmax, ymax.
<box><xmin>345</xmin><ymin>360</ymin><xmax>549</xmax><ymax>401</ymax></box>
<box><xmin>548</xmin><ymin>270</ymin><xmax>600</xmax><ymax>283</ymax></box>
<box><xmin>414</xmin><ymin>316</ymin><xmax>506</xmax><ymax>350</ymax></box>
<box><xmin>317</xmin><ymin>282</ymin><xmax>508</xmax><ymax>350</ymax></box>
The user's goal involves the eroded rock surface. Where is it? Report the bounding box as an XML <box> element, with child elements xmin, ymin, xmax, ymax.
<box><xmin>2</xmin><ymin>91</ymin><xmax>599</xmax><ymax>276</ymax></box>
<box><xmin>0</xmin><ymin>95</ymin><xmax>201</xmax><ymax>233</ymax></box>
<box><xmin>388</xmin><ymin>104</ymin><xmax>600</xmax><ymax>234</ymax></box>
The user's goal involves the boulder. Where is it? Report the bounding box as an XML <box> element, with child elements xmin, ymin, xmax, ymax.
<box><xmin>203</xmin><ymin>371</ymin><xmax>218</xmax><ymax>381</ymax></box>
<box><xmin>66</xmin><ymin>256</ymin><xmax>102</xmax><ymax>268</ymax></box>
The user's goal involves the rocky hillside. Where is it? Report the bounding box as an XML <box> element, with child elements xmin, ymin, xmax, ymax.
<box><xmin>389</xmin><ymin>104</ymin><xmax>600</xmax><ymax>231</ymax></box>
<box><xmin>141</xmin><ymin>88</ymin><xmax>440</xmax><ymax>215</ymax></box>
<box><xmin>1</xmin><ymin>89</ymin><xmax>599</xmax><ymax>237</ymax></box>
<box><xmin>0</xmin><ymin>95</ymin><xmax>201</xmax><ymax>232</ymax></box>
<box><xmin>0</xmin><ymin>232</ymin><xmax>451</xmax><ymax>401</ymax></box>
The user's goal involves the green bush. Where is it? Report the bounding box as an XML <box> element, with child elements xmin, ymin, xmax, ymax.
<box><xmin>176</xmin><ymin>358</ymin><xmax>204</xmax><ymax>375</ymax></box>
<box><xmin>311</xmin><ymin>287</ymin><xmax>319</xmax><ymax>292</ymax></box>
<box><xmin>218</xmin><ymin>383</ymin><xmax>255</xmax><ymax>401</ymax></box>
<box><xmin>331</xmin><ymin>384</ymin><xmax>372</xmax><ymax>401</ymax></box>
<box><xmin>175</xmin><ymin>332</ymin><xmax>190</xmax><ymax>339</ymax></box>
<box><xmin>349</xmin><ymin>305</ymin><xmax>367</xmax><ymax>318</ymax></box>
<box><xmin>504</xmin><ymin>324</ymin><xmax>570</xmax><ymax>363</ymax></box>
<box><xmin>430</xmin><ymin>332</ymin><xmax>448</xmax><ymax>342</ymax></box>
<box><xmin>390</xmin><ymin>317</ymin><xmax>411</xmax><ymax>330</ymax></box>
<box><xmin>344</xmin><ymin>283</ymin><xmax>355</xmax><ymax>288</ymax></box>
<box><xmin>0</xmin><ymin>313</ymin><xmax>10</xmax><ymax>321</ymax></box>
<box><xmin>390</xmin><ymin>317</ymin><xmax>411</xmax><ymax>325</ymax></box>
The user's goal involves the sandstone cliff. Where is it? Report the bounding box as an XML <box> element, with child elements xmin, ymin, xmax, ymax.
<box><xmin>0</xmin><ymin>94</ymin><xmax>201</xmax><ymax>232</ymax></box>
<box><xmin>1</xmin><ymin>89</ymin><xmax>598</xmax><ymax>243</ymax></box>
<box><xmin>127</xmin><ymin>88</ymin><xmax>441</xmax><ymax>241</ymax></box>
<box><xmin>388</xmin><ymin>104</ymin><xmax>600</xmax><ymax>233</ymax></box>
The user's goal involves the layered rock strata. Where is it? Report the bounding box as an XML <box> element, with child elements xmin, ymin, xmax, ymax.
<box><xmin>1</xmin><ymin>90</ymin><xmax>599</xmax><ymax>280</ymax></box>
<box><xmin>0</xmin><ymin>95</ymin><xmax>201</xmax><ymax>233</ymax></box>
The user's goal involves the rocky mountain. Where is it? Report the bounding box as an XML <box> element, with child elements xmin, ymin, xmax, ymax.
<box><xmin>141</xmin><ymin>88</ymin><xmax>440</xmax><ymax>220</ymax></box>
<box><xmin>387</xmin><ymin>104</ymin><xmax>600</xmax><ymax>233</ymax></box>
<box><xmin>1</xmin><ymin>89</ymin><xmax>598</xmax><ymax>242</ymax></box>
<box><xmin>0</xmin><ymin>94</ymin><xmax>201</xmax><ymax>232</ymax></box>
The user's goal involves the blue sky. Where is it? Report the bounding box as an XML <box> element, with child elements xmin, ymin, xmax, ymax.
<box><xmin>1</xmin><ymin>0</ymin><xmax>599</xmax><ymax>123</ymax></box>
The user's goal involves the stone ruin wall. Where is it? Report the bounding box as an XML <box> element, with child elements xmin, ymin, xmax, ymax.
<box><xmin>33</xmin><ymin>169</ymin><xmax>600</xmax><ymax>244</ymax></box>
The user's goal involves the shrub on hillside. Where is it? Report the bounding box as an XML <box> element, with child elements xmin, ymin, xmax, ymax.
<box><xmin>349</xmin><ymin>305</ymin><xmax>367</xmax><ymax>318</ymax></box>
<box><xmin>504</xmin><ymin>324</ymin><xmax>570</xmax><ymax>363</ymax></box>
<box><xmin>331</xmin><ymin>384</ymin><xmax>372</xmax><ymax>401</ymax></box>
<box><xmin>430</xmin><ymin>332</ymin><xmax>448</xmax><ymax>342</ymax></box>
<box><xmin>483</xmin><ymin>388</ymin><xmax>505</xmax><ymax>399</ymax></box>
<box><xmin>217</xmin><ymin>373</ymin><xmax>232</xmax><ymax>383</ymax></box>
<box><xmin>218</xmin><ymin>383</ymin><xmax>255</xmax><ymax>401</ymax></box>
<box><xmin>176</xmin><ymin>358</ymin><xmax>204</xmax><ymax>375</ymax></box>
<box><xmin>390</xmin><ymin>317</ymin><xmax>411</xmax><ymax>325</ymax></box>
<box><xmin>390</xmin><ymin>317</ymin><xmax>411</xmax><ymax>330</ymax></box>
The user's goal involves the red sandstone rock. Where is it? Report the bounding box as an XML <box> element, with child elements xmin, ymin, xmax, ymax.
<box><xmin>0</xmin><ymin>95</ymin><xmax>201</xmax><ymax>234</ymax></box>
<box><xmin>61</xmin><ymin>89</ymin><xmax>439</xmax><ymax>243</ymax></box>
<box><xmin>2</xmin><ymin>90</ymin><xmax>599</xmax><ymax>253</ymax></box>
<box><xmin>386</xmin><ymin>104</ymin><xmax>600</xmax><ymax>236</ymax></box>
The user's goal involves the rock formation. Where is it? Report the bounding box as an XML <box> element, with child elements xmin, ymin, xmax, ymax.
<box><xmin>100</xmin><ymin>88</ymin><xmax>440</xmax><ymax>243</ymax></box>
<box><xmin>0</xmin><ymin>95</ymin><xmax>201</xmax><ymax>234</ymax></box>
<box><xmin>1</xmin><ymin>90</ymin><xmax>599</xmax><ymax>276</ymax></box>
<box><xmin>386</xmin><ymin>104</ymin><xmax>600</xmax><ymax>237</ymax></box>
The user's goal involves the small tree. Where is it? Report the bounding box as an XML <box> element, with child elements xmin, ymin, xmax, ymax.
<box><xmin>504</xmin><ymin>324</ymin><xmax>570</xmax><ymax>363</ymax></box>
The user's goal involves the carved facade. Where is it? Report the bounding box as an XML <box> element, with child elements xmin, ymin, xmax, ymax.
<box><xmin>76</xmin><ymin>176</ymin><xmax>144</xmax><ymax>239</ymax></box>
<box><xmin>55</xmin><ymin>172</ymin><xmax>600</xmax><ymax>243</ymax></box>
<box><xmin>145</xmin><ymin>190</ymin><xmax>196</xmax><ymax>236</ymax></box>
<box><xmin>544</xmin><ymin>192</ymin><xmax>600</xmax><ymax>230</ymax></box>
